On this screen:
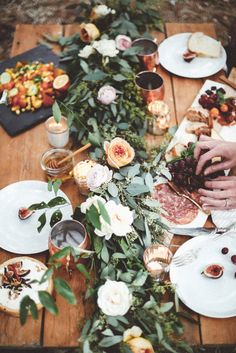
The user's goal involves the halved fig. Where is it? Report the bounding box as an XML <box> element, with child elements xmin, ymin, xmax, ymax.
<box><xmin>18</xmin><ymin>207</ymin><xmax>35</xmax><ymax>220</ymax></box>
<box><xmin>53</xmin><ymin>74</ymin><xmax>70</xmax><ymax>92</ymax></box>
<box><xmin>183</xmin><ymin>50</ymin><xmax>197</xmax><ymax>63</ymax></box>
<box><xmin>17</xmin><ymin>269</ymin><xmax>30</xmax><ymax>277</ymax></box>
<box><xmin>202</xmin><ymin>264</ymin><xmax>224</xmax><ymax>279</ymax></box>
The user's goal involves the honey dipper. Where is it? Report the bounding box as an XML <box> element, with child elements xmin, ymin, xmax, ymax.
<box><xmin>48</xmin><ymin>143</ymin><xmax>92</xmax><ymax>169</ymax></box>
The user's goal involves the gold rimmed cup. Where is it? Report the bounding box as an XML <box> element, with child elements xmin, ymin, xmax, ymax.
<box><xmin>131</xmin><ymin>38</ymin><xmax>159</xmax><ymax>71</ymax></box>
<box><xmin>135</xmin><ymin>71</ymin><xmax>164</xmax><ymax>103</ymax></box>
<box><xmin>143</xmin><ymin>244</ymin><xmax>173</xmax><ymax>281</ymax></box>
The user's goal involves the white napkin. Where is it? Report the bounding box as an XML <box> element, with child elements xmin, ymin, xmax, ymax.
<box><xmin>211</xmin><ymin>209</ymin><xmax>236</xmax><ymax>228</ymax></box>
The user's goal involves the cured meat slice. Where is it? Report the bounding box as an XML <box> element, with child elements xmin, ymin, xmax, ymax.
<box><xmin>153</xmin><ymin>183</ymin><xmax>198</xmax><ymax>225</ymax></box>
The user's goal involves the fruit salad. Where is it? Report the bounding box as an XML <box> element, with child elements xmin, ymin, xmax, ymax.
<box><xmin>0</xmin><ymin>61</ymin><xmax>69</xmax><ymax>115</ymax></box>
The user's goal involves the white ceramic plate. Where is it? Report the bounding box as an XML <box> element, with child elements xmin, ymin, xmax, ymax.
<box><xmin>170</xmin><ymin>232</ymin><xmax>236</xmax><ymax>318</ymax></box>
<box><xmin>0</xmin><ymin>180</ymin><xmax>73</xmax><ymax>254</ymax></box>
<box><xmin>159</xmin><ymin>33</ymin><xmax>227</xmax><ymax>78</ymax></box>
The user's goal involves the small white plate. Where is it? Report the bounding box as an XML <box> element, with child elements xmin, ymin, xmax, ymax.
<box><xmin>0</xmin><ymin>180</ymin><xmax>73</xmax><ymax>254</ymax></box>
<box><xmin>159</xmin><ymin>33</ymin><xmax>227</xmax><ymax>78</ymax></box>
<box><xmin>170</xmin><ymin>232</ymin><xmax>236</xmax><ymax>318</ymax></box>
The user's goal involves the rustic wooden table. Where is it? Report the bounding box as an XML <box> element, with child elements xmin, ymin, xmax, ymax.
<box><xmin>0</xmin><ymin>22</ymin><xmax>236</xmax><ymax>349</ymax></box>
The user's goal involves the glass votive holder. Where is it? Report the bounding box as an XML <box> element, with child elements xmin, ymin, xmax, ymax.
<box><xmin>131</xmin><ymin>38</ymin><xmax>159</xmax><ymax>71</ymax></box>
<box><xmin>147</xmin><ymin>100</ymin><xmax>170</xmax><ymax>135</ymax></box>
<box><xmin>135</xmin><ymin>71</ymin><xmax>164</xmax><ymax>103</ymax></box>
<box><xmin>143</xmin><ymin>244</ymin><xmax>173</xmax><ymax>281</ymax></box>
<box><xmin>49</xmin><ymin>219</ymin><xmax>90</xmax><ymax>267</ymax></box>
<box><xmin>45</xmin><ymin>116</ymin><xmax>69</xmax><ymax>148</ymax></box>
<box><xmin>40</xmin><ymin>148</ymin><xmax>74</xmax><ymax>180</ymax></box>
<box><xmin>73</xmin><ymin>160</ymin><xmax>97</xmax><ymax>196</ymax></box>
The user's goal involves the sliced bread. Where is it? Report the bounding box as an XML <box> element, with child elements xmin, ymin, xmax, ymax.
<box><xmin>188</xmin><ymin>32</ymin><xmax>221</xmax><ymax>58</ymax></box>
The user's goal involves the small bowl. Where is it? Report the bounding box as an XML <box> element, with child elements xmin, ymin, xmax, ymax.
<box><xmin>40</xmin><ymin>148</ymin><xmax>74</xmax><ymax>178</ymax></box>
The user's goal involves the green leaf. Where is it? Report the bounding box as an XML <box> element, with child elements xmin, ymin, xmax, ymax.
<box><xmin>38</xmin><ymin>291</ymin><xmax>58</xmax><ymax>315</ymax></box>
<box><xmin>20</xmin><ymin>295</ymin><xmax>38</xmax><ymax>325</ymax></box>
<box><xmin>50</xmin><ymin>209</ymin><xmax>62</xmax><ymax>227</ymax></box>
<box><xmin>76</xmin><ymin>263</ymin><xmax>91</xmax><ymax>280</ymax></box>
<box><xmin>110</xmin><ymin>103</ymin><xmax>117</xmax><ymax>117</ymax></box>
<box><xmin>88</xmin><ymin>131</ymin><xmax>101</xmax><ymax>147</ymax></box>
<box><xmin>80</xmin><ymin>59</ymin><xmax>89</xmax><ymax>73</ymax></box>
<box><xmin>86</xmin><ymin>204</ymin><xmax>101</xmax><ymax>230</ymax></box>
<box><xmin>49</xmin><ymin>246</ymin><xmax>71</xmax><ymax>262</ymax></box>
<box><xmin>37</xmin><ymin>212</ymin><xmax>46</xmax><ymax>233</ymax></box>
<box><xmin>29</xmin><ymin>201</ymin><xmax>47</xmax><ymax>210</ymax></box>
<box><xmin>107</xmin><ymin>182</ymin><xmax>118</xmax><ymax>197</ymax></box>
<box><xmin>160</xmin><ymin>302</ymin><xmax>174</xmax><ymax>313</ymax></box>
<box><xmin>99</xmin><ymin>335</ymin><xmax>123</xmax><ymax>347</ymax></box>
<box><xmin>52</xmin><ymin>101</ymin><xmax>61</xmax><ymax>123</ymax></box>
<box><xmin>174</xmin><ymin>291</ymin><xmax>179</xmax><ymax>312</ymax></box>
<box><xmin>83</xmin><ymin>340</ymin><xmax>93</xmax><ymax>353</ymax></box>
<box><xmin>128</xmin><ymin>164</ymin><xmax>140</xmax><ymax>178</ymax></box>
<box><xmin>126</xmin><ymin>183</ymin><xmax>149</xmax><ymax>196</ymax></box>
<box><xmin>145</xmin><ymin>173</ymin><xmax>154</xmax><ymax>192</ymax></box>
<box><xmin>123</xmin><ymin>46</ymin><xmax>142</xmax><ymax>57</ymax></box>
<box><xmin>113</xmin><ymin>173</ymin><xmax>124</xmax><ymax>180</ymax></box>
<box><xmin>142</xmin><ymin>198</ymin><xmax>160</xmax><ymax>208</ymax></box>
<box><xmin>132</xmin><ymin>271</ymin><xmax>148</xmax><ymax>286</ymax></box>
<box><xmin>98</xmin><ymin>200</ymin><xmax>111</xmax><ymax>225</ymax></box>
<box><xmin>117</xmin><ymin>122</ymin><xmax>129</xmax><ymax>130</ymax></box>
<box><xmin>155</xmin><ymin>322</ymin><xmax>163</xmax><ymax>342</ymax></box>
<box><xmin>48</xmin><ymin>180</ymin><xmax>53</xmax><ymax>192</ymax></box>
<box><xmin>107</xmin><ymin>316</ymin><xmax>118</xmax><ymax>327</ymax></box>
<box><xmin>144</xmin><ymin>218</ymin><xmax>152</xmax><ymax>247</ymax></box>
<box><xmin>47</xmin><ymin>196</ymin><xmax>67</xmax><ymax>208</ymax></box>
<box><xmin>102</xmin><ymin>328</ymin><xmax>114</xmax><ymax>336</ymax></box>
<box><xmin>40</xmin><ymin>267</ymin><xmax>53</xmax><ymax>284</ymax></box>
<box><xmin>83</xmin><ymin>70</ymin><xmax>108</xmax><ymax>81</ymax></box>
<box><xmin>52</xmin><ymin>179</ymin><xmax>62</xmax><ymax>196</ymax></box>
<box><xmin>161</xmin><ymin>340</ymin><xmax>178</xmax><ymax>353</ymax></box>
<box><xmin>112</xmin><ymin>252</ymin><xmax>127</xmax><ymax>259</ymax></box>
<box><xmin>113</xmin><ymin>74</ymin><xmax>127</xmax><ymax>81</ymax></box>
<box><xmin>101</xmin><ymin>243</ymin><xmax>109</xmax><ymax>263</ymax></box>
<box><xmin>81</xmin><ymin>319</ymin><xmax>91</xmax><ymax>338</ymax></box>
<box><xmin>54</xmin><ymin>278</ymin><xmax>77</xmax><ymax>305</ymax></box>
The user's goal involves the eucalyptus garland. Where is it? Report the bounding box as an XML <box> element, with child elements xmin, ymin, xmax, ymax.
<box><xmin>19</xmin><ymin>1</ymin><xmax>194</xmax><ymax>353</ymax></box>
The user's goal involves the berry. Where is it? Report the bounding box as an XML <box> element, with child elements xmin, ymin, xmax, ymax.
<box><xmin>220</xmin><ymin>104</ymin><xmax>229</xmax><ymax>113</ymax></box>
<box><xmin>206</xmin><ymin>90</ymin><xmax>213</xmax><ymax>95</ymax></box>
<box><xmin>221</xmin><ymin>247</ymin><xmax>229</xmax><ymax>255</ymax></box>
<box><xmin>211</xmin><ymin>86</ymin><xmax>217</xmax><ymax>90</ymax></box>
<box><xmin>231</xmin><ymin>255</ymin><xmax>236</xmax><ymax>264</ymax></box>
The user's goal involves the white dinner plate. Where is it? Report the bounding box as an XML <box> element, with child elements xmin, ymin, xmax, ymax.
<box><xmin>170</xmin><ymin>232</ymin><xmax>236</xmax><ymax>318</ymax></box>
<box><xmin>0</xmin><ymin>180</ymin><xmax>73</xmax><ymax>254</ymax></box>
<box><xmin>159</xmin><ymin>33</ymin><xmax>227</xmax><ymax>78</ymax></box>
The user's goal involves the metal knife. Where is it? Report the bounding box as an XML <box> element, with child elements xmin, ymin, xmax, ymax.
<box><xmin>169</xmin><ymin>227</ymin><xmax>228</xmax><ymax>237</ymax></box>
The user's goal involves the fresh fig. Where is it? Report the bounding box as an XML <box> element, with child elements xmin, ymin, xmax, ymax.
<box><xmin>183</xmin><ymin>50</ymin><xmax>197</xmax><ymax>62</ymax></box>
<box><xmin>18</xmin><ymin>207</ymin><xmax>34</xmax><ymax>220</ymax></box>
<box><xmin>17</xmin><ymin>269</ymin><xmax>30</xmax><ymax>277</ymax></box>
<box><xmin>202</xmin><ymin>264</ymin><xmax>224</xmax><ymax>279</ymax></box>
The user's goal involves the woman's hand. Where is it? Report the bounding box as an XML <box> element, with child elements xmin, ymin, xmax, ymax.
<box><xmin>194</xmin><ymin>135</ymin><xmax>236</xmax><ymax>175</ymax></box>
<box><xmin>199</xmin><ymin>176</ymin><xmax>236</xmax><ymax>210</ymax></box>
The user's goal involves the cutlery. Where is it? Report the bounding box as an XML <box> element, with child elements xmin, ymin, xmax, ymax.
<box><xmin>167</xmin><ymin>181</ymin><xmax>204</xmax><ymax>212</ymax></box>
<box><xmin>172</xmin><ymin>247</ymin><xmax>201</xmax><ymax>267</ymax></box>
<box><xmin>0</xmin><ymin>90</ymin><xmax>7</xmax><ymax>105</ymax></box>
<box><xmin>169</xmin><ymin>227</ymin><xmax>228</xmax><ymax>237</ymax></box>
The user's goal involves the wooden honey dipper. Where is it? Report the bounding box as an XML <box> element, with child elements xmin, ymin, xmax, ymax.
<box><xmin>48</xmin><ymin>143</ymin><xmax>92</xmax><ymax>169</ymax></box>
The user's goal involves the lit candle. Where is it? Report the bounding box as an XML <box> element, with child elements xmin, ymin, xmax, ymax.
<box><xmin>147</xmin><ymin>100</ymin><xmax>170</xmax><ymax>135</ymax></box>
<box><xmin>45</xmin><ymin>116</ymin><xmax>69</xmax><ymax>148</ymax></box>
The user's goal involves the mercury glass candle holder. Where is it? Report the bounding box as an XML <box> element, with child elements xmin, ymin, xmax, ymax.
<box><xmin>73</xmin><ymin>160</ymin><xmax>97</xmax><ymax>195</ymax></box>
<box><xmin>143</xmin><ymin>244</ymin><xmax>173</xmax><ymax>281</ymax></box>
<box><xmin>147</xmin><ymin>100</ymin><xmax>170</xmax><ymax>135</ymax></box>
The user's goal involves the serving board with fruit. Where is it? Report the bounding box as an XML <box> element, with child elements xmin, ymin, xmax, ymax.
<box><xmin>0</xmin><ymin>45</ymin><xmax>68</xmax><ymax>136</ymax></box>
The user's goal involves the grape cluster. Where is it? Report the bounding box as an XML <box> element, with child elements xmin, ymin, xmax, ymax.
<box><xmin>167</xmin><ymin>155</ymin><xmax>224</xmax><ymax>192</ymax></box>
<box><xmin>198</xmin><ymin>86</ymin><xmax>225</xmax><ymax>110</ymax></box>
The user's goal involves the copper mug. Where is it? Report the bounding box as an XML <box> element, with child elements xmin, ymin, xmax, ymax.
<box><xmin>132</xmin><ymin>38</ymin><xmax>159</xmax><ymax>71</ymax></box>
<box><xmin>49</xmin><ymin>219</ymin><xmax>89</xmax><ymax>267</ymax></box>
<box><xmin>135</xmin><ymin>71</ymin><xmax>164</xmax><ymax>103</ymax></box>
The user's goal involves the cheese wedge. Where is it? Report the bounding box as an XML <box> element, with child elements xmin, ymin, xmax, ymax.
<box><xmin>188</xmin><ymin>32</ymin><xmax>221</xmax><ymax>58</ymax></box>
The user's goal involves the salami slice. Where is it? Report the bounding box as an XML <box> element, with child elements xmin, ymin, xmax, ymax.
<box><xmin>153</xmin><ymin>183</ymin><xmax>198</xmax><ymax>225</ymax></box>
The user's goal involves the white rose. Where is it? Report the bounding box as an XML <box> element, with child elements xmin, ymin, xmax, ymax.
<box><xmin>97</xmin><ymin>85</ymin><xmax>117</xmax><ymax>105</ymax></box>
<box><xmin>78</xmin><ymin>45</ymin><xmax>95</xmax><ymax>58</ymax></box>
<box><xmin>115</xmin><ymin>35</ymin><xmax>132</xmax><ymax>51</ymax></box>
<box><xmin>93</xmin><ymin>4</ymin><xmax>115</xmax><ymax>17</ymax></box>
<box><xmin>97</xmin><ymin>280</ymin><xmax>132</xmax><ymax>316</ymax></box>
<box><xmin>105</xmin><ymin>200</ymin><xmax>133</xmax><ymax>236</ymax></box>
<box><xmin>87</xmin><ymin>164</ymin><xmax>113</xmax><ymax>190</ymax></box>
<box><xmin>93</xmin><ymin>39</ymin><xmax>119</xmax><ymax>57</ymax></box>
<box><xmin>80</xmin><ymin>195</ymin><xmax>106</xmax><ymax>214</ymax></box>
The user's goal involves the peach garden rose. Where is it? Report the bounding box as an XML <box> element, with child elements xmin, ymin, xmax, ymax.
<box><xmin>104</xmin><ymin>137</ymin><xmax>135</xmax><ymax>169</ymax></box>
<box><xmin>79</xmin><ymin>23</ymin><xmax>100</xmax><ymax>43</ymax></box>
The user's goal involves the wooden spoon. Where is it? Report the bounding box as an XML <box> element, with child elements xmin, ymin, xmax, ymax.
<box><xmin>48</xmin><ymin>143</ymin><xmax>91</xmax><ymax>169</ymax></box>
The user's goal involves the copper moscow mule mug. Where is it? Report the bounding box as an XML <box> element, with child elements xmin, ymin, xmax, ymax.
<box><xmin>135</xmin><ymin>71</ymin><xmax>164</xmax><ymax>103</ymax></box>
<box><xmin>131</xmin><ymin>38</ymin><xmax>159</xmax><ymax>71</ymax></box>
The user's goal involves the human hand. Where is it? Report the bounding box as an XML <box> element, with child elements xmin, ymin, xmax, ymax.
<box><xmin>198</xmin><ymin>176</ymin><xmax>236</xmax><ymax>210</ymax></box>
<box><xmin>194</xmin><ymin>135</ymin><xmax>236</xmax><ymax>175</ymax></box>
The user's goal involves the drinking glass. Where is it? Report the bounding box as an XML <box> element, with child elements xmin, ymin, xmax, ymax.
<box><xmin>135</xmin><ymin>71</ymin><xmax>164</xmax><ymax>103</ymax></box>
<box><xmin>143</xmin><ymin>244</ymin><xmax>173</xmax><ymax>281</ymax></box>
<box><xmin>131</xmin><ymin>38</ymin><xmax>159</xmax><ymax>71</ymax></box>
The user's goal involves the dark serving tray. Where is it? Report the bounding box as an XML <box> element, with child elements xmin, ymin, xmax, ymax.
<box><xmin>0</xmin><ymin>45</ymin><xmax>64</xmax><ymax>137</ymax></box>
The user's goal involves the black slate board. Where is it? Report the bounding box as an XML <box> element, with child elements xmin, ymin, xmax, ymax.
<box><xmin>0</xmin><ymin>45</ymin><xmax>63</xmax><ymax>137</ymax></box>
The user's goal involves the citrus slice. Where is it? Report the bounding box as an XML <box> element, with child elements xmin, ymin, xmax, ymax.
<box><xmin>53</xmin><ymin>74</ymin><xmax>70</xmax><ymax>91</ymax></box>
<box><xmin>8</xmin><ymin>87</ymin><xmax>19</xmax><ymax>97</ymax></box>
<box><xmin>0</xmin><ymin>72</ymin><xmax>11</xmax><ymax>85</ymax></box>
